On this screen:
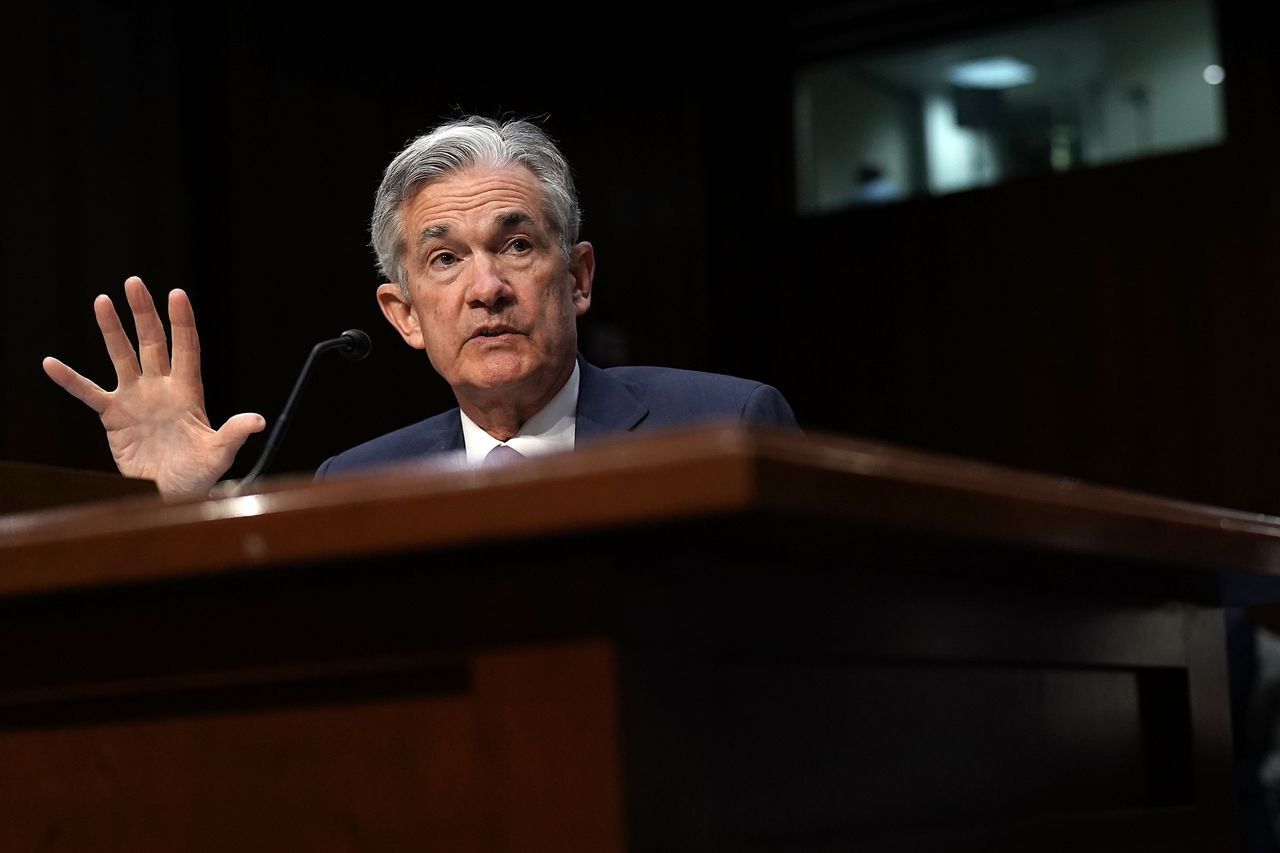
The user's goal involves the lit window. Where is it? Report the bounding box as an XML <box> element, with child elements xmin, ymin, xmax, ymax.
<box><xmin>793</xmin><ymin>0</ymin><xmax>1226</xmax><ymax>213</ymax></box>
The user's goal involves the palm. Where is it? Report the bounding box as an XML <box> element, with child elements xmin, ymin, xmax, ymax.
<box><xmin>43</xmin><ymin>277</ymin><xmax>264</xmax><ymax>498</ymax></box>
<box><xmin>98</xmin><ymin>374</ymin><xmax>241</xmax><ymax>497</ymax></box>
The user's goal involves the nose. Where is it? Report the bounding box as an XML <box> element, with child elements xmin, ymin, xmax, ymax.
<box><xmin>465</xmin><ymin>254</ymin><xmax>513</xmax><ymax>308</ymax></box>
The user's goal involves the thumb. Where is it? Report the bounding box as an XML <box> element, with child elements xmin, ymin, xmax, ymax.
<box><xmin>215</xmin><ymin>413</ymin><xmax>267</xmax><ymax>450</ymax></box>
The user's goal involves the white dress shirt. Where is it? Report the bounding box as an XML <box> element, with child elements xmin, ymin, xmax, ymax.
<box><xmin>459</xmin><ymin>361</ymin><xmax>580</xmax><ymax>465</ymax></box>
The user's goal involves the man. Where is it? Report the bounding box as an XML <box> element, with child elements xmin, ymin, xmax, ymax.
<box><xmin>43</xmin><ymin>115</ymin><xmax>798</xmax><ymax>498</ymax></box>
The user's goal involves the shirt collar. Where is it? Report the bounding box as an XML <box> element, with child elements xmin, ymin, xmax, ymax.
<box><xmin>460</xmin><ymin>360</ymin><xmax>580</xmax><ymax>465</ymax></box>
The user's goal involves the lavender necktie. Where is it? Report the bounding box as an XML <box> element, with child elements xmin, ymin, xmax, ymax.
<box><xmin>484</xmin><ymin>444</ymin><xmax>525</xmax><ymax>466</ymax></box>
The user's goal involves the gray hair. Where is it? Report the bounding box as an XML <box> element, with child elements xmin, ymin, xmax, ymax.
<box><xmin>370</xmin><ymin>115</ymin><xmax>582</xmax><ymax>296</ymax></box>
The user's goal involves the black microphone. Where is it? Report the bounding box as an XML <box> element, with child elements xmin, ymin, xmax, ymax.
<box><xmin>229</xmin><ymin>329</ymin><xmax>372</xmax><ymax>494</ymax></box>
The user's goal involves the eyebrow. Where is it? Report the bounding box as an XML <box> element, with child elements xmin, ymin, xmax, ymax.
<box><xmin>415</xmin><ymin>211</ymin><xmax>536</xmax><ymax>250</ymax></box>
<box><xmin>416</xmin><ymin>224</ymin><xmax>450</xmax><ymax>246</ymax></box>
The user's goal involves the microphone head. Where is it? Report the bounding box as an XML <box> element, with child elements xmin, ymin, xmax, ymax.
<box><xmin>338</xmin><ymin>328</ymin><xmax>373</xmax><ymax>361</ymax></box>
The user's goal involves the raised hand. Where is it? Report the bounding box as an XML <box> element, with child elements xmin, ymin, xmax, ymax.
<box><xmin>42</xmin><ymin>276</ymin><xmax>265</xmax><ymax>498</ymax></box>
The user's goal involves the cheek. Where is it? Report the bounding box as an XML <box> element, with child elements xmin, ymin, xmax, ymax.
<box><xmin>418</xmin><ymin>299</ymin><xmax>456</xmax><ymax>342</ymax></box>
<box><xmin>541</xmin><ymin>296</ymin><xmax>578</xmax><ymax>347</ymax></box>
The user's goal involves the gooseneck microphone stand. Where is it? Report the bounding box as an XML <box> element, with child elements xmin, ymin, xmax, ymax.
<box><xmin>225</xmin><ymin>329</ymin><xmax>372</xmax><ymax>496</ymax></box>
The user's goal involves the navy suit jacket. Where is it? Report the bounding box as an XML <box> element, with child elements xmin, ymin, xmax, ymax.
<box><xmin>315</xmin><ymin>355</ymin><xmax>799</xmax><ymax>479</ymax></box>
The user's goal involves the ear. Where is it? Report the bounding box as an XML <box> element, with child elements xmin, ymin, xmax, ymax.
<box><xmin>569</xmin><ymin>241</ymin><xmax>595</xmax><ymax>317</ymax></box>
<box><xmin>377</xmin><ymin>283</ymin><xmax>425</xmax><ymax>350</ymax></box>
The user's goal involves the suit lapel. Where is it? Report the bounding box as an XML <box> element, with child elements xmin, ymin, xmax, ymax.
<box><xmin>575</xmin><ymin>355</ymin><xmax>648</xmax><ymax>442</ymax></box>
<box><xmin>420</xmin><ymin>409</ymin><xmax>466</xmax><ymax>455</ymax></box>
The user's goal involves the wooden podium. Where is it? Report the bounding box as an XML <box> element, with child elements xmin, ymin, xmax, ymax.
<box><xmin>1</xmin><ymin>424</ymin><xmax>1275</xmax><ymax>852</ymax></box>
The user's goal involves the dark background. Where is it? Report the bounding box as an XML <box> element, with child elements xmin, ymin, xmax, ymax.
<box><xmin>4</xmin><ymin>0</ymin><xmax>1279</xmax><ymax>513</ymax></box>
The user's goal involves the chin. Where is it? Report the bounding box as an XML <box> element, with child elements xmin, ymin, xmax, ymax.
<box><xmin>468</xmin><ymin>357</ymin><xmax>538</xmax><ymax>390</ymax></box>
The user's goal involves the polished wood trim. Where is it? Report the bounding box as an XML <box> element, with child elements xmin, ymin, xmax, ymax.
<box><xmin>0</xmin><ymin>460</ymin><xmax>156</xmax><ymax>513</ymax></box>
<box><xmin>4</xmin><ymin>423</ymin><xmax>1280</xmax><ymax>598</ymax></box>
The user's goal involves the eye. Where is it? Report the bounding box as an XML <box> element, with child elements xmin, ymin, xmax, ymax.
<box><xmin>430</xmin><ymin>251</ymin><xmax>457</xmax><ymax>269</ymax></box>
<box><xmin>508</xmin><ymin>238</ymin><xmax>532</xmax><ymax>253</ymax></box>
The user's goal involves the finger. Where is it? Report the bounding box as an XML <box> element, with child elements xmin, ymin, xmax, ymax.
<box><xmin>93</xmin><ymin>293</ymin><xmax>142</xmax><ymax>386</ymax></box>
<box><xmin>214</xmin><ymin>413</ymin><xmax>267</xmax><ymax>450</ymax></box>
<box><xmin>42</xmin><ymin>356</ymin><xmax>110</xmax><ymax>413</ymax></box>
<box><xmin>168</xmin><ymin>288</ymin><xmax>202</xmax><ymax>385</ymax></box>
<box><xmin>125</xmin><ymin>276</ymin><xmax>172</xmax><ymax>376</ymax></box>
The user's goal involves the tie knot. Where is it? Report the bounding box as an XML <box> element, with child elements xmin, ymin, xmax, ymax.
<box><xmin>484</xmin><ymin>444</ymin><xmax>525</xmax><ymax>466</ymax></box>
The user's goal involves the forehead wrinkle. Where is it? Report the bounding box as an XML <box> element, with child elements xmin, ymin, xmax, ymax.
<box><xmin>405</xmin><ymin>166</ymin><xmax>545</xmax><ymax>246</ymax></box>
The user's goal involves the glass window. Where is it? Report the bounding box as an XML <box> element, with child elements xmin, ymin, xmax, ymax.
<box><xmin>793</xmin><ymin>0</ymin><xmax>1225</xmax><ymax>213</ymax></box>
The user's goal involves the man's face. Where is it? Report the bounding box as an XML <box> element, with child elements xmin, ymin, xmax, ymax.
<box><xmin>377</xmin><ymin>164</ymin><xmax>593</xmax><ymax>415</ymax></box>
